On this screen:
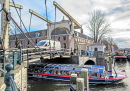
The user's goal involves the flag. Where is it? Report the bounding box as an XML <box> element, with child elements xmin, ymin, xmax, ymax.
<box><xmin>100</xmin><ymin>40</ymin><xmax>102</xmax><ymax>44</ymax></box>
<box><xmin>122</xmin><ymin>70</ymin><xmax>125</xmax><ymax>72</ymax></box>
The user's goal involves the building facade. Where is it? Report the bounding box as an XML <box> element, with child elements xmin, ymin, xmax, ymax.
<box><xmin>10</xmin><ymin>28</ymin><xmax>94</xmax><ymax>54</ymax></box>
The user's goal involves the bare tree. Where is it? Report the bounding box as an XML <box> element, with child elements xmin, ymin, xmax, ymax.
<box><xmin>88</xmin><ymin>10</ymin><xmax>111</xmax><ymax>42</ymax></box>
<box><xmin>107</xmin><ymin>37</ymin><xmax>117</xmax><ymax>51</ymax></box>
<box><xmin>107</xmin><ymin>37</ymin><xmax>114</xmax><ymax>45</ymax></box>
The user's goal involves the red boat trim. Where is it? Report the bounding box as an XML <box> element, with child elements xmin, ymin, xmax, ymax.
<box><xmin>28</xmin><ymin>72</ymin><xmax>128</xmax><ymax>80</ymax></box>
<box><xmin>28</xmin><ymin>72</ymin><xmax>71</xmax><ymax>78</ymax></box>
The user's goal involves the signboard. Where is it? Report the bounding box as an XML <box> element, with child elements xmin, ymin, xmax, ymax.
<box><xmin>88</xmin><ymin>51</ymin><xmax>91</xmax><ymax>54</ymax></box>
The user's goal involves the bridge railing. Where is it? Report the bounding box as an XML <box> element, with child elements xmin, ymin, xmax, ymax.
<box><xmin>0</xmin><ymin>48</ymin><xmax>24</xmax><ymax>74</ymax></box>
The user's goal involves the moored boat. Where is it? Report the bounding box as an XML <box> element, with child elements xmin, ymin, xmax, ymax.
<box><xmin>28</xmin><ymin>64</ymin><xmax>127</xmax><ymax>84</ymax></box>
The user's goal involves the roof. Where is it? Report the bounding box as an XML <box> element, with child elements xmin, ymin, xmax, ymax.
<box><xmin>46</xmin><ymin>64</ymin><xmax>105</xmax><ymax>73</ymax></box>
<box><xmin>9</xmin><ymin>28</ymin><xmax>94</xmax><ymax>41</ymax></box>
<box><xmin>89</xmin><ymin>42</ymin><xmax>105</xmax><ymax>47</ymax></box>
<box><xmin>10</xmin><ymin>29</ymin><xmax>47</xmax><ymax>40</ymax></box>
<box><xmin>51</xmin><ymin>28</ymin><xmax>69</xmax><ymax>35</ymax></box>
<box><xmin>74</xmin><ymin>31</ymin><xmax>93</xmax><ymax>41</ymax></box>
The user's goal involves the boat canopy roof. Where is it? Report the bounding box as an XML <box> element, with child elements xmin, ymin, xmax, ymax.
<box><xmin>44</xmin><ymin>64</ymin><xmax>105</xmax><ymax>73</ymax></box>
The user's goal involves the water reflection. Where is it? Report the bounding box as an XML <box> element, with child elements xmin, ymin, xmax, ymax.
<box><xmin>28</xmin><ymin>60</ymin><xmax>130</xmax><ymax>91</ymax></box>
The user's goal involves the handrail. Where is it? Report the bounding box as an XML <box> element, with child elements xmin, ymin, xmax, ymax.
<box><xmin>0</xmin><ymin>65</ymin><xmax>18</xmax><ymax>91</ymax></box>
<box><xmin>10</xmin><ymin>77</ymin><xmax>18</xmax><ymax>91</ymax></box>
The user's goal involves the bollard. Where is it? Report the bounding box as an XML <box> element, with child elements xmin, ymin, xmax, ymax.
<box><xmin>81</xmin><ymin>68</ymin><xmax>89</xmax><ymax>91</ymax></box>
<box><xmin>70</xmin><ymin>74</ymin><xmax>77</xmax><ymax>84</ymax></box>
<box><xmin>76</xmin><ymin>78</ymin><xmax>84</xmax><ymax>91</ymax></box>
<box><xmin>4</xmin><ymin>64</ymin><xmax>14</xmax><ymax>91</ymax></box>
<box><xmin>109</xmin><ymin>56</ymin><xmax>112</xmax><ymax>72</ymax></box>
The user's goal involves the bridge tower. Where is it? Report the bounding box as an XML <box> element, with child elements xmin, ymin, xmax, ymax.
<box><xmin>0</xmin><ymin>0</ymin><xmax>23</xmax><ymax>50</ymax></box>
<box><xmin>47</xmin><ymin>20</ymin><xmax>75</xmax><ymax>52</ymax></box>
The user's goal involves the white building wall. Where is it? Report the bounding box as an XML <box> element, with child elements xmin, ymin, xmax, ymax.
<box><xmin>89</xmin><ymin>45</ymin><xmax>106</xmax><ymax>52</ymax></box>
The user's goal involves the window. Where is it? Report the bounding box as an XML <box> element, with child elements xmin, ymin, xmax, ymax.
<box><xmin>57</xmin><ymin>37</ymin><xmax>60</xmax><ymax>41</ymax></box>
<box><xmin>75</xmin><ymin>32</ymin><xmax>77</xmax><ymax>36</ymax></box>
<box><xmin>63</xmin><ymin>36</ymin><xmax>66</xmax><ymax>41</ymax></box>
<box><xmin>35</xmin><ymin>32</ymin><xmax>40</xmax><ymax>37</ymax></box>
<box><xmin>36</xmin><ymin>42</ymin><xmax>46</xmax><ymax>46</ymax></box>
<box><xmin>63</xmin><ymin>43</ymin><xmax>66</xmax><ymax>48</ymax></box>
<box><xmin>75</xmin><ymin>38</ymin><xmax>77</xmax><ymax>41</ymax></box>
<box><xmin>91</xmin><ymin>73</ymin><xmax>98</xmax><ymax>78</ymax></box>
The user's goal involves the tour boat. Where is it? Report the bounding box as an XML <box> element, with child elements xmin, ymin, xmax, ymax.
<box><xmin>28</xmin><ymin>64</ymin><xmax>128</xmax><ymax>84</ymax></box>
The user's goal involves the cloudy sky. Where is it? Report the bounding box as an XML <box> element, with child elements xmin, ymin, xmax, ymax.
<box><xmin>1</xmin><ymin>0</ymin><xmax>130</xmax><ymax>48</ymax></box>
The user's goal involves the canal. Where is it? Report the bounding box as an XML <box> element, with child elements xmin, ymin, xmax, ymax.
<box><xmin>28</xmin><ymin>60</ymin><xmax>130</xmax><ymax>91</ymax></box>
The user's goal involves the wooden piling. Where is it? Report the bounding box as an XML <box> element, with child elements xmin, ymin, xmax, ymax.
<box><xmin>76</xmin><ymin>78</ymin><xmax>84</xmax><ymax>91</ymax></box>
<box><xmin>70</xmin><ymin>74</ymin><xmax>77</xmax><ymax>84</ymax></box>
<box><xmin>81</xmin><ymin>68</ymin><xmax>89</xmax><ymax>91</ymax></box>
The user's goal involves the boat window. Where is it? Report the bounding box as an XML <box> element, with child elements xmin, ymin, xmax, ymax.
<box><xmin>42</xmin><ymin>69</ymin><xmax>46</xmax><ymax>73</ymax></box>
<box><xmin>58</xmin><ymin>71</ymin><xmax>62</xmax><ymax>75</ymax></box>
<box><xmin>91</xmin><ymin>73</ymin><xmax>98</xmax><ymax>77</ymax></box>
<box><xmin>100</xmin><ymin>73</ymin><xmax>104</xmax><ymax>78</ymax></box>
<box><xmin>66</xmin><ymin>71</ymin><xmax>70</xmax><ymax>75</ymax></box>
<box><xmin>46</xmin><ymin>70</ymin><xmax>51</xmax><ymax>74</ymax></box>
<box><xmin>53</xmin><ymin>70</ymin><xmax>57</xmax><ymax>74</ymax></box>
<box><xmin>29</xmin><ymin>68</ymin><xmax>34</xmax><ymax>72</ymax></box>
<box><xmin>63</xmin><ymin>71</ymin><xmax>67</xmax><ymax>75</ymax></box>
<box><xmin>70</xmin><ymin>71</ymin><xmax>75</xmax><ymax>75</ymax></box>
<box><xmin>103</xmin><ymin>70</ymin><xmax>107</xmax><ymax>77</ymax></box>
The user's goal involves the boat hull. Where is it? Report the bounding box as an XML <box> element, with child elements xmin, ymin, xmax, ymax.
<box><xmin>28</xmin><ymin>73</ymin><xmax>126</xmax><ymax>84</ymax></box>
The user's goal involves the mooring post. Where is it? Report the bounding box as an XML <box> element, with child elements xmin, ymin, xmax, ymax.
<box><xmin>70</xmin><ymin>74</ymin><xmax>77</xmax><ymax>84</ymax></box>
<box><xmin>81</xmin><ymin>68</ymin><xmax>89</xmax><ymax>91</ymax></box>
<box><xmin>76</xmin><ymin>78</ymin><xmax>84</xmax><ymax>91</ymax></box>
<box><xmin>108</xmin><ymin>56</ymin><xmax>112</xmax><ymax>72</ymax></box>
<box><xmin>4</xmin><ymin>64</ymin><xmax>14</xmax><ymax>91</ymax></box>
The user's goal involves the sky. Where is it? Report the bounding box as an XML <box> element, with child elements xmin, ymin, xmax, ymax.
<box><xmin>0</xmin><ymin>0</ymin><xmax>130</xmax><ymax>48</ymax></box>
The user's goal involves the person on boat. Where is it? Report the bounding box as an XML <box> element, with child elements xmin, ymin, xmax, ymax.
<box><xmin>53</xmin><ymin>71</ymin><xmax>56</xmax><ymax>74</ymax></box>
<box><xmin>58</xmin><ymin>71</ymin><xmax>61</xmax><ymax>75</ymax></box>
<box><xmin>64</xmin><ymin>71</ymin><xmax>67</xmax><ymax>75</ymax></box>
<box><xmin>47</xmin><ymin>70</ymin><xmax>50</xmax><ymax>74</ymax></box>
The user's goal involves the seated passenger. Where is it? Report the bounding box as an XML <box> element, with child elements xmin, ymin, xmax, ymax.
<box><xmin>47</xmin><ymin>71</ymin><xmax>50</xmax><ymax>74</ymax></box>
<box><xmin>58</xmin><ymin>71</ymin><xmax>61</xmax><ymax>75</ymax></box>
<box><xmin>53</xmin><ymin>71</ymin><xmax>56</xmax><ymax>74</ymax></box>
<box><xmin>64</xmin><ymin>71</ymin><xmax>67</xmax><ymax>75</ymax></box>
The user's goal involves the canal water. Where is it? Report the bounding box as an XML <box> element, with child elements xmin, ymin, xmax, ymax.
<box><xmin>28</xmin><ymin>60</ymin><xmax>130</xmax><ymax>91</ymax></box>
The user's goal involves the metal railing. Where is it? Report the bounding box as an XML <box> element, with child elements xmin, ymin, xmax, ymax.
<box><xmin>0</xmin><ymin>48</ymin><xmax>24</xmax><ymax>74</ymax></box>
<box><xmin>0</xmin><ymin>64</ymin><xmax>18</xmax><ymax>91</ymax></box>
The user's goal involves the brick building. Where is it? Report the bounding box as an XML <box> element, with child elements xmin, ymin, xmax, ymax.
<box><xmin>9</xmin><ymin>28</ymin><xmax>94</xmax><ymax>53</ymax></box>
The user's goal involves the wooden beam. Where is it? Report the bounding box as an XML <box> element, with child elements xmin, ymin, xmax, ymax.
<box><xmin>53</xmin><ymin>1</ymin><xmax>81</xmax><ymax>29</ymax></box>
<box><xmin>29</xmin><ymin>9</ymin><xmax>53</xmax><ymax>24</ymax></box>
<box><xmin>10</xmin><ymin>2</ymin><xmax>23</xmax><ymax>9</ymax></box>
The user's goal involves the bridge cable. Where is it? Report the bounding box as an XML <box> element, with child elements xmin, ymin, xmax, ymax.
<box><xmin>54</xmin><ymin>6</ymin><xmax>56</xmax><ymax>53</ymax></box>
<box><xmin>11</xmin><ymin>0</ymin><xmax>43</xmax><ymax>57</ymax></box>
<box><xmin>19</xmin><ymin>8</ymin><xmax>22</xmax><ymax>29</ymax></box>
<box><xmin>29</xmin><ymin>13</ymin><xmax>32</xmax><ymax>33</ymax></box>
<box><xmin>45</xmin><ymin>0</ymin><xmax>51</xmax><ymax>56</ymax></box>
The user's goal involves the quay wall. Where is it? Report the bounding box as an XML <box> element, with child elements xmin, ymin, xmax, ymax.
<box><xmin>0</xmin><ymin>62</ymin><xmax>27</xmax><ymax>91</ymax></box>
